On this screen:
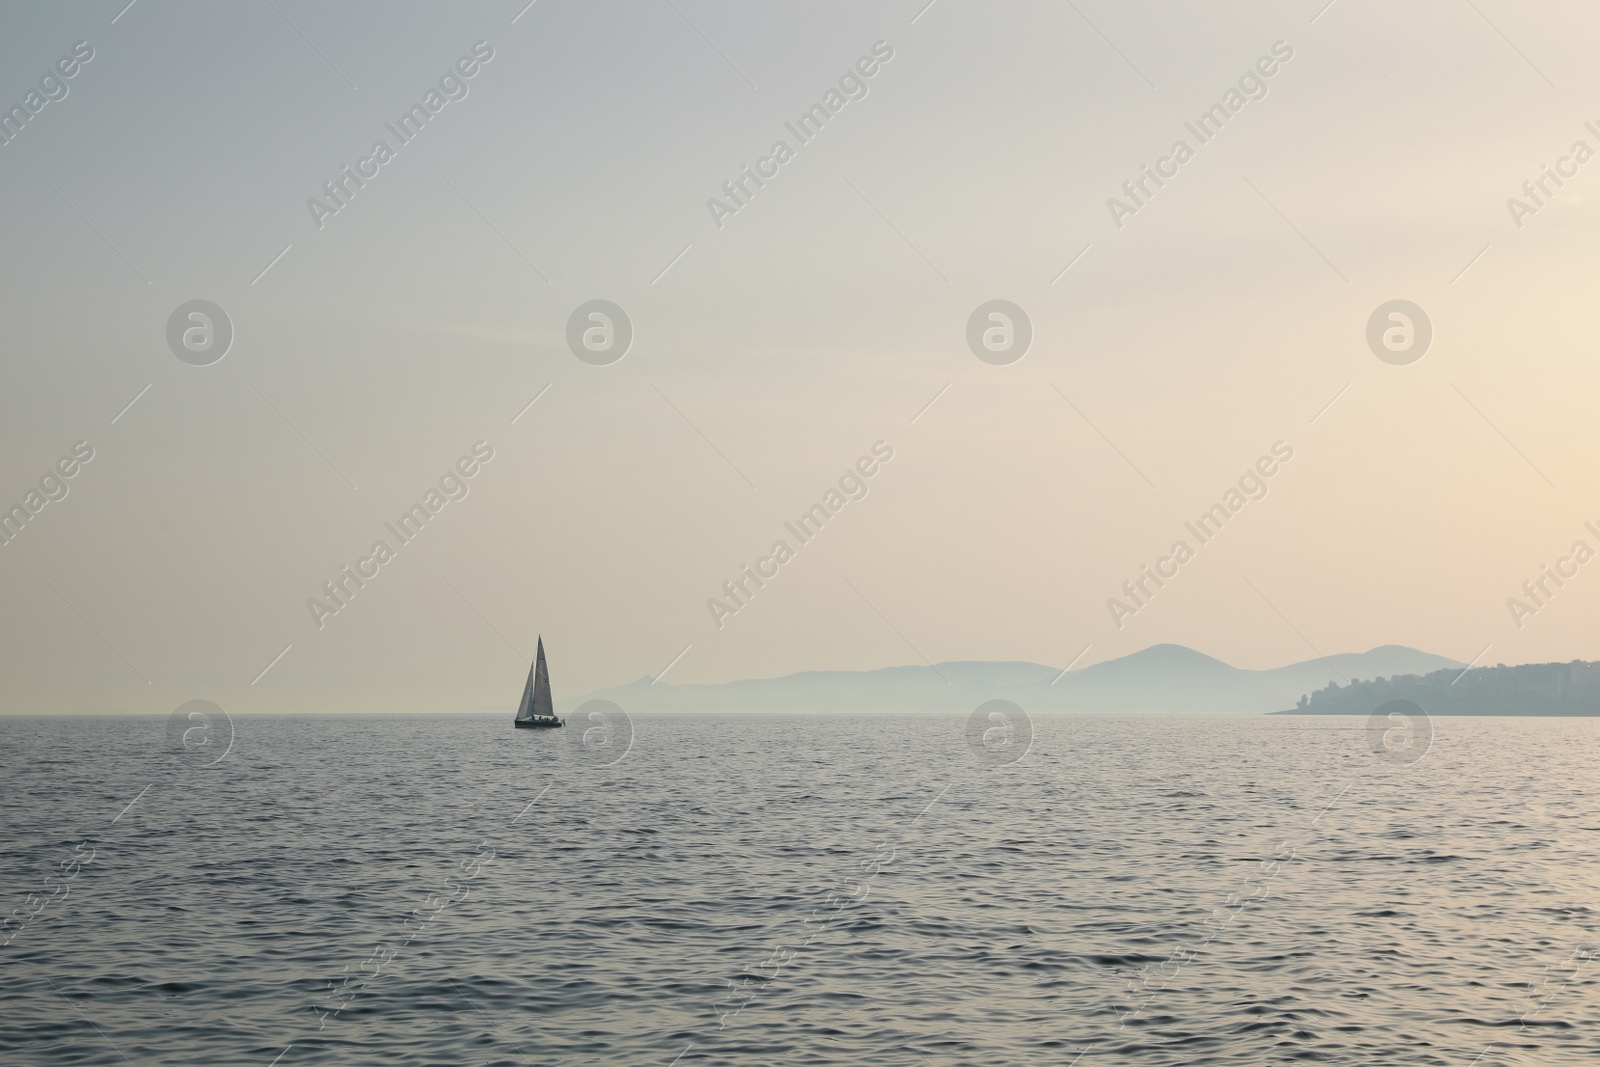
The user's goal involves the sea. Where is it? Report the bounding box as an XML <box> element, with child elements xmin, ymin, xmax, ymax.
<box><xmin>2</xmin><ymin>711</ymin><xmax>1598</xmax><ymax>1066</ymax></box>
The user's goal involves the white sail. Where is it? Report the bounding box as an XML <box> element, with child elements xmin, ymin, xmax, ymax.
<box><xmin>515</xmin><ymin>636</ymin><xmax>554</xmax><ymax>720</ymax></box>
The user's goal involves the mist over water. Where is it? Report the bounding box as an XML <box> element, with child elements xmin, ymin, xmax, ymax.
<box><xmin>4</xmin><ymin>713</ymin><xmax>1598</xmax><ymax>1066</ymax></box>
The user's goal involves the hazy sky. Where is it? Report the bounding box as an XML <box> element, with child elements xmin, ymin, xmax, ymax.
<box><xmin>2</xmin><ymin>0</ymin><xmax>1597</xmax><ymax>713</ymax></box>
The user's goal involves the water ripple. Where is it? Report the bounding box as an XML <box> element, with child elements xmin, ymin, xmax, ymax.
<box><xmin>2</xmin><ymin>714</ymin><xmax>1600</xmax><ymax>1065</ymax></box>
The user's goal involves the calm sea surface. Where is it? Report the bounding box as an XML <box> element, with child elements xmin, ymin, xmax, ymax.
<box><xmin>2</xmin><ymin>713</ymin><xmax>1599</xmax><ymax>1066</ymax></box>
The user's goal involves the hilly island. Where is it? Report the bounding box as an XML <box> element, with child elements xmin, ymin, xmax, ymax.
<box><xmin>559</xmin><ymin>647</ymin><xmax>1600</xmax><ymax>716</ymax></box>
<box><xmin>1273</xmin><ymin>660</ymin><xmax>1600</xmax><ymax>716</ymax></box>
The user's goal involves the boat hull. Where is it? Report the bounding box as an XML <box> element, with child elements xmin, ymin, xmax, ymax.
<box><xmin>514</xmin><ymin>717</ymin><xmax>564</xmax><ymax>729</ymax></box>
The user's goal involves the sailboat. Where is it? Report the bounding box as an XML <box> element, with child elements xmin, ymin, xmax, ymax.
<box><xmin>513</xmin><ymin>636</ymin><xmax>564</xmax><ymax>729</ymax></box>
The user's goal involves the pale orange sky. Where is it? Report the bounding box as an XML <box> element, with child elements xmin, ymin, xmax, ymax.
<box><xmin>1</xmin><ymin>0</ymin><xmax>1597</xmax><ymax>712</ymax></box>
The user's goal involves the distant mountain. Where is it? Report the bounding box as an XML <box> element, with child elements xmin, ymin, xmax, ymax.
<box><xmin>559</xmin><ymin>644</ymin><xmax>1462</xmax><ymax>715</ymax></box>
<box><xmin>1273</xmin><ymin>660</ymin><xmax>1600</xmax><ymax>715</ymax></box>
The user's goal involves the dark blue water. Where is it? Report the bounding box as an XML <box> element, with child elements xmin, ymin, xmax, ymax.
<box><xmin>2</xmin><ymin>713</ymin><xmax>1598</xmax><ymax>1065</ymax></box>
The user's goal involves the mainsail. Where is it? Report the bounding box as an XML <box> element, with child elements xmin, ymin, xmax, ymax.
<box><xmin>515</xmin><ymin>636</ymin><xmax>555</xmax><ymax>721</ymax></box>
